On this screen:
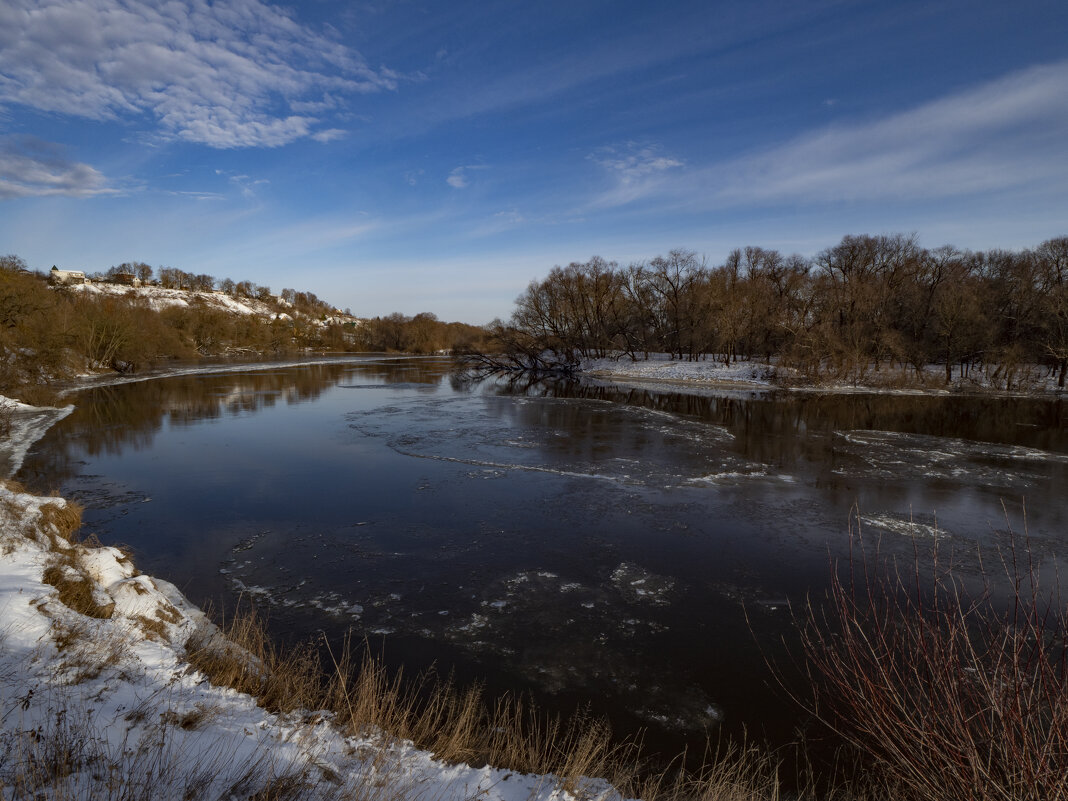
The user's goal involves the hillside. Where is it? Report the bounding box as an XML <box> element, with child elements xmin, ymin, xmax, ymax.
<box><xmin>68</xmin><ymin>280</ymin><xmax>354</xmax><ymax>324</ymax></box>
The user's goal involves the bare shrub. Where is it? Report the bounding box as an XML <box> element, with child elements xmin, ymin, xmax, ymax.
<box><xmin>795</xmin><ymin>529</ymin><xmax>1068</xmax><ymax>801</ymax></box>
<box><xmin>8</xmin><ymin>383</ymin><xmax>64</xmax><ymax>407</ymax></box>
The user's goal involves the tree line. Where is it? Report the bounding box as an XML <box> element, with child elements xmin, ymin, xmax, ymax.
<box><xmin>353</xmin><ymin>312</ymin><xmax>494</xmax><ymax>355</ymax></box>
<box><xmin>492</xmin><ymin>234</ymin><xmax>1068</xmax><ymax>388</ymax></box>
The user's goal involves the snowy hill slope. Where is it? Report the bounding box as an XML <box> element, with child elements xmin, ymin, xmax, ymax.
<box><xmin>67</xmin><ymin>282</ymin><xmax>293</xmax><ymax>318</ymax></box>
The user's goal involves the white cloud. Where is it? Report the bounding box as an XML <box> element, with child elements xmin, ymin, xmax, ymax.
<box><xmin>714</xmin><ymin>60</ymin><xmax>1068</xmax><ymax>203</ymax></box>
<box><xmin>446</xmin><ymin>167</ymin><xmax>469</xmax><ymax>189</ymax></box>
<box><xmin>228</xmin><ymin>174</ymin><xmax>269</xmax><ymax>200</ymax></box>
<box><xmin>0</xmin><ymin>0</ymin><xmax>396</xmax><ymax>149</ymax></box>
<box><xmin>0</xmin><ymin>137</ymin><xmax>115</xmax><ymax>198</ymax></box>
<box><xmin>311</xmin><ymin>128</ymin><xmax>347</xmax><ymax>143</ymax></box>
<box><xmin>447</xmin><ymin>164</ymin><xmax>487</xmax><ymax>189</ymax></box>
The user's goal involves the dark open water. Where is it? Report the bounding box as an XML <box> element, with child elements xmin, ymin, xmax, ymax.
<box><xmin>18</xmin><ymin>356</ymin><xmax>1068</xmax><ymax>757</ymax></box>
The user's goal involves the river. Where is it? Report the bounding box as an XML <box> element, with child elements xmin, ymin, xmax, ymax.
<box><xmin>17</xmin><ymin>355</ymin><xmax>1068</xmax><ymax>757</ymax></box>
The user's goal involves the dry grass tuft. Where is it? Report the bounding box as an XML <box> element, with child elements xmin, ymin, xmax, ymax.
<box><xmin>161</xmin><ymin>703</ymin><xmax>220</xmax><ymax>731</ymax></box>
<box><xmin>134</xmin><ymin>613</ymin><xmax>168</xmax><ymax>641</ymax></box>
<box><xmin>47</xmin><ymin>618</ymin><xmax>129</xmax><ymax>684</ymax></box>
<box><xmin>155</xmin><ymin>600</ymin><xmax>183</xmax><ymax>624</ymax></box>
<box><xmin>49</xmin><ymin>617</ymin><xmax>90</xmax><ymax>654</ymax></box>
<box><xmin>39</xmin><ymin>499</ymin><xmax>83</xmax><ymax>543</ymax></box>
<box><xmin>183</xmin><ymin>604</ymin><xmax>804</xmax><ymax>801</ymax></box>
<box><xmin>186</xmin><ymin>605</ymin><xmax>325</xmax><ymax>716</ymax></box>
<box><xmin>41</xmin><ymin>564</ymin><xmax>114</xmax><ymax>619</ymax></box>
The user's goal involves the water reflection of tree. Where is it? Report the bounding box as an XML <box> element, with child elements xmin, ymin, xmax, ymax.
<box><xmin>458</xmin><ymin>370</ymin><xmax>1068</xmax><ymax>478</ymax></box>
<box><xmin>353</xmin><ymin>360</ymin><xmax>451</xmax><ymax>388</ymax></box>
<box><xmin>20</xmin><ymin>364</ymin><xmax>354</xmax><ymax>487</ymax></box>
<box><xmin>522</xmin><ymin>380</ymin><xmax>1066</xmax><ymax>452</ymax></box>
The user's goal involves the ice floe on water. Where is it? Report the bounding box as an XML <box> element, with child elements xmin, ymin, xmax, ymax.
<box><xmin>610</xmin><ymin>563</ymin><xmax>675</xmax><ymax>606</ymax></box>
<box><xmin>198</xmin><ymin>432</ymin><xmax>731</xmax><ymax>734</ymax></box>
<box><xmin>834</xmin><ymin>430</ymin><xmax>1068</xmax><ymax>487</ymax></box>
<box><xmin>635</xmin><ymin>699</ymin><xmax>724</xmax><ymax>731</ymax></box>
<box><xmin>687</xmin><ymin>468</ymin><xmax>797</xmax><ymax>486</ymax></box>
<box><xmin>221</xmin><ymin>534</ymin><xmax>366</xmax><ymax>622</ymax></box>
<box><xmin>347</xmin><ymin>394</ymin><xmax>766</xmax><ymax>490</ymax></box>
<box><xmin>214</xmin><ymin>557</ymin><xmax>719</xmax><ymax>733</ymax></box>
<box><xmin>861</xmin><ymin>512</ymin><xmax>947</xmax><ymax>539</ymax></box>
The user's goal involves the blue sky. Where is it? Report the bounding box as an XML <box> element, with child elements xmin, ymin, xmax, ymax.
<box><xmin>1</xmin><ymin>0</ymin><xmax>1066</xmax><ymax>323</ymax></box>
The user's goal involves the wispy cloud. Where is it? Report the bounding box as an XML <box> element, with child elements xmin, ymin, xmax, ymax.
<box><xmin>0</xmin><ymin>136</ymin><xmax>116</xmax><ymax>198</ymax></box>
<box><xmin>714</xmin><ymin>60</ymin><xmax>1068</xmax><ymax>203</ymax></box>
<box><xmin>0</xmin><ymin>0</ymin><xmax>397</xmax><ymax>148</ymax></box>
<box><xmin>165</xmin><ymin>190</ymin><xmax>224</xmax><ymax>201</ymax></box>
<box><xmin>446</xmin><ymin>164</ymin><xmax>487</xmax><ymax>189</ymax></box>
<box><xmin>311</xmin><ymin>128</ymin><xmax>347</xmax><ymax>143</ymax></box>
<box><xmin>591</xmin><ymin>143</ymin><xmax>684</xmax><ymax>182</ymax></box>
<box><xmin>587</xmin><ymin>142</ymin><xmax>684</xmax><ymax>208</ymax></box>
<box><xmin>214</xmin><ymin>169</ymin><xmax>269</xmax><ymax>200</ymax></box>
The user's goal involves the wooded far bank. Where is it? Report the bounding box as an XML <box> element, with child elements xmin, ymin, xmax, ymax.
<box><xmin>487</xmin><ymin>234</ymin><xmax>1068</xmax><ymax>388</ymax></box>
<box><xmin>0</xmin><ymin>256</ymin><xmax>493</xmax><ymax>401</ymax></box>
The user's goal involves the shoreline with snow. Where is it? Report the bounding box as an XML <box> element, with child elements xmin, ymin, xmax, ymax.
<box><xmin>57</xmin><ymin>352</ymin><xmax>424</xmax><ymax>397</ymax></box>
<box><xmin>580</xmin><ymin>354</ymin><xmax>1066</xmax><ymax>398</ymax></box>
<box><xmin>0</xmin><ymin>393</ymin><xmax>625</xmax><ymax>801</ymax></box>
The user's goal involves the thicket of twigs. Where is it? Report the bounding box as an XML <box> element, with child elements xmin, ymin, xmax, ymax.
<box><xmin>794</xmin><ymin>527</ymin><xmax>1067</xmax><ymax>801</ymax></box>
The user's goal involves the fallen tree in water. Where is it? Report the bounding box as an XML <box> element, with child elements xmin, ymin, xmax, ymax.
<box><xmin>460</xmin><ymin>320</ymin><xmax>579</xmax><ymax>376</ymax></box>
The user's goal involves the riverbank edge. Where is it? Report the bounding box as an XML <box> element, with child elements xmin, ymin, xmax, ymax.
<box><xmin>0</xmin><ymin>392</ymin><xmax>627</xmax><ymax>801</ymax></box>
<box><xmin>581</xmin><ymin>354</ymin><xmax>1067</xmax><ymax>399</ymax></box>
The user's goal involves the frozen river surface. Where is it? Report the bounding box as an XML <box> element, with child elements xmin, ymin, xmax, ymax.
<box><xmin>20</xmin><ymin>357</ymin><xmax>1068</xmax><ymax>753</ymax></box>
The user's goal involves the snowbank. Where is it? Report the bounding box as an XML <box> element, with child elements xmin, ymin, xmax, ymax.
<box><xmin>583</xmin><ymin>355</ymin><xmax>777</xmax><ymax>388</ymax></box>
<box><xmin>0</xmin><ymin>404</ymin><xmax>626</xmax><ymax>801</ymax></box>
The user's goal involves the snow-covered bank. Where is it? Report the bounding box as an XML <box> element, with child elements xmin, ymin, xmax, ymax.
<box><xmin>581</xmin><ymin>354</ymin><xmax>1066</xmax><ymax>397</ymax></box>
<box><xmin>582</xmin><ymin>356</ymin><xmax>777</xmax><ymax>390</ymax></box>
<box><xmin>0</xmin><ymin>400</ymin><xmax>625</xmax><ymax>801</ymax></box>
<box><xmin>62</xmin><ymin>353</ymin><xmax>421</xmax><ymax>396</ymax></box>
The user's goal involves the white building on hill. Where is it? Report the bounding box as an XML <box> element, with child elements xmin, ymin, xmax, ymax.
<box><xmin>50</xmin><ymin>266</ymin><xmax>88</xmax><ymax>284</ymax></box>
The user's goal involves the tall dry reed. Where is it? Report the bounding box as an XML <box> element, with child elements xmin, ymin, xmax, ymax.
<box><xmin>795</xmin><ymin>523</ymin><xmax>1067</xmax><ymax>801</ymax></box>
